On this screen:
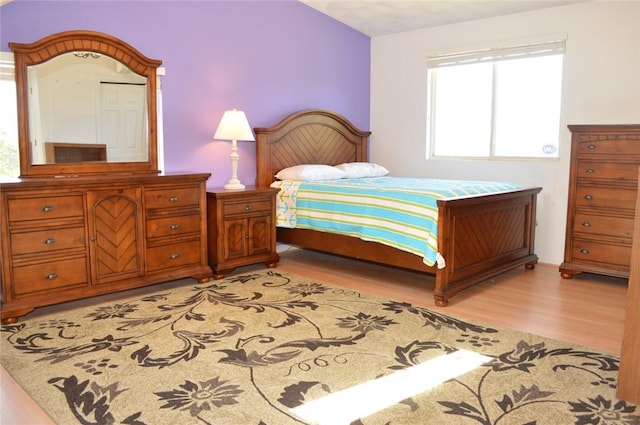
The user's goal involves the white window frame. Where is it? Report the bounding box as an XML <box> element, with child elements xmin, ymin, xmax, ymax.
<box><xmin>426</xmin><ymin>38</ymin><xmax>565</xmax><ymax>160</ymax></box>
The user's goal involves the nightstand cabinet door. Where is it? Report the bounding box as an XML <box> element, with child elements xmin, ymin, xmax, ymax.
<box><xmin>207</xmin><ymin>187</ymin><xmax>280</xmax><ymax>278</ymax></box>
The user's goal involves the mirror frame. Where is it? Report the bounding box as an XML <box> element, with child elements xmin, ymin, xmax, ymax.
<box><xmin>10</xmin><ymin>30</ymin><xmax>162</xmax><ymax>177</ymax></box>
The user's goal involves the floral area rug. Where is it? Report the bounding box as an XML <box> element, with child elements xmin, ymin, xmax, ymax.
<box><xmin>1</xmin><ymin>270</ymin><xmax>638</xmax><ymax>425</ymax></box>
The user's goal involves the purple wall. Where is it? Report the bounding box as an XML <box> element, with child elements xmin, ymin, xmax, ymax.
<box><xmin>0</xmin><ymin>0</ymin><xmax>371</xmax><ymax>187</ymax></box>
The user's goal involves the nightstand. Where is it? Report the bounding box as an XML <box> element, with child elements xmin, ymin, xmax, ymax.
<box><xmin>206</xmin><ymin>186</ymin><xmax>280</xmax><ymax>279</ymax></box>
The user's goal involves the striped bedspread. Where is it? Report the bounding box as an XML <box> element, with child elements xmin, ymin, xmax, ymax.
<box><xmin>270</xmin><ymin>177</ymin><xmax>521</xmax><ymax>268</ymax></box>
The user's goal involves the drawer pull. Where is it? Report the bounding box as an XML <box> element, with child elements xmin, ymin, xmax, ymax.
<box><xmin>587</xmin><ymin>144</ymin><xmax>596</xmax><ymax>149</ymax></box>
<box><xmin>581</xmin><ymin>222</ymin><xmax>591</xmax><ymax>227</ymax></box>
<box><xmin>46</xmin><ymin>273</ymin><xmax>58</xmax><ymax>280</ymax></box>
<box><xmin>170</xmin><ymin>253</ymin><xmax>180</xmax><ymax>260</ymax></box>
<box><xmin>586</xmin><ymin>168</ymin><xmax>595</xmax><ymax>173</ymax></box>
<box><xmin>170</xmin><ymin>223</ymin><xmax>180</xmax><ymax>230</ymax></box>
<box><xmin>42</xmin><ymin>205</ymin><xmax>54</xmax><ymax>212</ymax></box>
<box><xmin>44</xmin><ymin>238</ymin><xmax>56</xmax><ymax>244</ymax></box>
<box><xmin>169</xmin><ymin>195</ymin><xmax>179</xmax><ymax>202</ymax></box>
<box><xmin>244</xmin><ymin>205</ymin><xmax>253</xmax><ymax>211</ymax></box>
<box><xmin>584</xmin><ymin>194</ymin><xmax>593</xmax><ymax>200</ymax></box>
<box><xmin>580</xmin><ymin>249</ymin><xmax>590</xmax><ymax>255</ymax></box>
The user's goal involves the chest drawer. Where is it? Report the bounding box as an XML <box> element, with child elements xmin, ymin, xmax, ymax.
<box><xmin>573</xmin><ymin>213</ymin><xmax>635</xmax><ymax>239</ymax></box>
<box><xmin>147</xmin><ymin>240</ymin><xmax>201</xmax><ymax>271</ymax></box>
<box><xmin>223</xmin><ymin>199</ymin><xmax>272</xmax><ymax>216</ymax></box>
<box><xmin>145</xmin><ymin>187</ymin><xmax>200</xmax><ymax>210</ymax></box>
<box><xmin>577</xmin><ymin>160</ymin><xmax>640</xmax><ymax>184</ymax></box>
<box><xmin>7</xmin><ymin>195</ymin><xmax>84</xmax><ymax>222</ymax></box>
<box><xmin>570</xmin><ymin>238</ymin><xmax>631</xmax><ymax>269</ymax></box>
<box><xmin>575</xmin><ymin>186</ymin><xmax>637</xmax><ymax>211</ymax></box>
<box><xmin>13</xmin><ymin>256</ymin><xmax>89</xmax><ymax>297</ymax></box>
<box><xmin>146</xmin><ymin>214</ymin><xmax>201</xmax><ymax>238</ymax></box>
<box><xmin>10</xmin><ymin>226</ymin><xmax>86</xmax><ymax>256</ymax></box>
<box><xmin>577</xmin><ymin>139</ymin><xmax>640</xmax><ymax>156</ymax></box>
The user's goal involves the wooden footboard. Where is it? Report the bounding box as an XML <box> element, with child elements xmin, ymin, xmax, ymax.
<box><xmin>278</xmin><ymin>187</ymin><xmax>541</xmax><ymax>306</ymax></box>
<box><xmin>433</xmin><ymin>187</ymin><xmax>541</xmax><ymax>306</ymax></box>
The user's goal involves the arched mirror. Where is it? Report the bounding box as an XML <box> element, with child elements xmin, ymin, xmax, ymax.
<box><xmin>10</xmin><ymin>30</ymin><xmax>162</xmax><ymax>177</ymax></box>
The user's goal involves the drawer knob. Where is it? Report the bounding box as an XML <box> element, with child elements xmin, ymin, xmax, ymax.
<box><xmin>586</xmin><ymin>168</ymin><xmax>595</xmax><ymax>173</ymax></box>
<box><xmin>169</xmin><ymin>195</ymin><xmax>179</xmax><ymax>202</ymax></box>
<box><xmin>170</xmin><ymin>223</ymin><xmax>180</xmax><ymax>230</ymax></box>
<box><xmin>170</xmin><ymin>253</ymin><xmax>180</xmax><ymax>260</ymax></box>
<box><xmin>44</xmin><ymin>238</ymin><xmax>56</xmax><ymax>244</ymax></box>
<box><xmin>46</xmin><ymin>273</ymin><xmax>58</xmax><ymax>280</ymax></box>
<box><xmin>582</xmin><ymin>222</ymin><xmax>591</xmax><ymax>227</ymax></box>
<box><xmin>587</xmin><ymin>144</ymin><xmax>596</xmax><ymax>149</ymax></box>
<box><xmin>244</xmin><ymin>205</ymin><xmax>253</xmax><ymax>211</ymax></box>
<box><xmin>42</xmin><ymin>205</ymin><xmax>54</xmax><ymax>212</ymax></box>
<box><xmin>580</xmin><ymin>248</ymin><xmax>590</xmax><ymax>254</ymax></box>
<box><xmin>584</xmin><ymin>194</ymin><xmax>593</xmax><ymax>200</ymax></box>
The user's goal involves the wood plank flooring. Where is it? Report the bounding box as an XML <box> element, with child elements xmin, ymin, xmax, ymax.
<box><xmin>0</xmin><ymin>248</ymin><xmax>629</xmax><ymax>424</ymax></box>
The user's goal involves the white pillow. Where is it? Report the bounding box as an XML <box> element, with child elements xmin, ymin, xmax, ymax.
<box><xmin>335</xmin><ymin>162</ymin><xmax>389</xmax><ymax>179</ymax></box>
<box><xmin>275</xmin><ymin>164</ymin><xmax>346</xmax><ymax>181</ymax></box>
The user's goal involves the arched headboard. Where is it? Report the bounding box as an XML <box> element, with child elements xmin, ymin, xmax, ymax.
<box><xmin>254</xmin><ymin>109</ymin><xmax>371</xmax><ymax>188</ymax></box>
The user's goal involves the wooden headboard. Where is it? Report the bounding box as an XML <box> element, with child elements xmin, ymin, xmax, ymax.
<box><xmin>254</xmin><ymin>109</ymin><xmax>371</xmax><ymax>188</ymax></box>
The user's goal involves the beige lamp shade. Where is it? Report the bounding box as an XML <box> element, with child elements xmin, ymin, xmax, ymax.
<box><xmin>214</xmin><ymin>109</ymin><xmax>255</xmax><ymax>142</ymax></box>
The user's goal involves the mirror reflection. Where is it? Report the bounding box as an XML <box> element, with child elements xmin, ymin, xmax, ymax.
<box><xmin>28</xmin><ymin>52</ymin><xmax>149</xmax><ymax>164</ymax></box>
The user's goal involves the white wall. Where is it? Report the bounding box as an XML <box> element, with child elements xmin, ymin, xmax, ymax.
<box><xmin>370</xmin><ymin>1</ymin><xmax>640</xmax><ymax>266</ymax></box>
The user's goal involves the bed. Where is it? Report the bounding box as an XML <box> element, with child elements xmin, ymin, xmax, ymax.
<box><xmin>255</xmin><ymin>109</ymin><xmax>542</xmax><ymax>306</ymax></box>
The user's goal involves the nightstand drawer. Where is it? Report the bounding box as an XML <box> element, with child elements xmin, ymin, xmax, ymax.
<box><xmin>223</xmin><ymin>199</ymin><xmax>272</xmax><ymax>216</ymax></box>
<box><xmin>8</xmin><ymin>195</ymin><xmax>84</xmax><ymax>222</ymax></box>
<box><xmin>146</xmin><ymin>214</ymin><xmax>201</xmax><ymax>238</ymax></box>
<box><xmin>147</xmin><ymin>240</ymin><xmax>201</xmax><ymax>271</ymax></box>
<box><xmin>11</xmin><ymin>226</ymin><xmax>86</xmax><ymax>256</ymax></box>
<box><xmin>145</xmin><ymin>187</ymin><xmax>200</xmax><ymax>210</ymax></box>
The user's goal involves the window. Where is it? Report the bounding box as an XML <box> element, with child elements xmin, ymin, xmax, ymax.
<box><xmin>0</xmin><ymin>51</ymin><xmax>19</xmax><ymax>177</ymax></box>
<box><xmin>427</xmin><ymin>40</ymin><xmax>565</xmax><ymax>159</ymax></box>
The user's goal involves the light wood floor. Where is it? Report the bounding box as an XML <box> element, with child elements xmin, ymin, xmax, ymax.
<box><xmin>0</xmin><ymin>248</ymin><xmax>629</xmax><ymax>424</ymax></box>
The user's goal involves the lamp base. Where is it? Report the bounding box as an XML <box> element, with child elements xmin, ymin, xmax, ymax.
<box><xmin>224</xmin><ymin>180</ymin><xmax>245</xmax><ymax>190</ymax></box>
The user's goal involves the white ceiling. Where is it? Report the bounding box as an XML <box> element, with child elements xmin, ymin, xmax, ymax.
<box><xmin>300</xmin><ymin>0</ymin><xmax>586</xmax><ymax>37</ymax></box>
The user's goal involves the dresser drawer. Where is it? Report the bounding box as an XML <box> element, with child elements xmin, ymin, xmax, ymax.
<box><xmin>10</xmin><ymin>226</ymin><xmax>86</xmax><ymax>256</ymax></box>
<box><xmin>573</xmin><ymin>213</ymin><xmax>635</xmax><ymax>239</ymax></box>
<box><xmin>147</xmin><ymin>240</ymin><xmax>201</xmax><ymax>271</ymax></box>
<box><xmin>223</xmin><ymin>199</ymin><xmax>272</xmax><ymax>216</ymax></box>
<box><xmin>145</xmin><ymin>187</ymin><xmax>200</xmax><ymax>210</ymax></box>
<box><xmin>7</xmin><ymin>195</ymin><xmax>84</xmax><ymax>222</ymax></box>
<box><xmin>578</xmin><ymin>138</ymin><xmax>640</xmax><ymax>156</ymax></box>
<box><xmin>146</xmin><ymin>214</ymin><xmax>201</xmax><ymax>238</ymax></box>
<box><xmin>575</xmin><ymin>186</ymin><xmax>637</xmax><ymax>210</ymax></box>
<box><xmin>570</xmin><ymin>239</ymin><xmax>631</xmax><ymax>269</ymax></box>
<box><xmin>13</xmin><ymin>257</ymin><xmax>89</xmax><ymax>296</ymax></box>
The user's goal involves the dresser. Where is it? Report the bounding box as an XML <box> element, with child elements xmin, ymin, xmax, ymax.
<box><xmin>207</xmin><ymin>187</ymin><xmax>280</xmax><ymax>278</ymax></box>
<box><xmin>0</xmin><ymin>173</ymin><xmax>213</xmax><ymax>323</ymax></box>
<box><xmin>560</xmin><ymin>125</ymin><xmax>640</xmax><ymax>279</ymax></box>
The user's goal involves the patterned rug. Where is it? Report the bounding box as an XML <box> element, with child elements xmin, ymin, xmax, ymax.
<box><xmin>1</xmin><ymin>270</ymin><xmax>638</xmax><ymax>425</ymax></box>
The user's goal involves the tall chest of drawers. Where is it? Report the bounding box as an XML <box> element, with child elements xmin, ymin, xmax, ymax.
<box><xmin>560</xmin><ymin>125</ymin><xmax>640</xmax><ymax>279</ymax></box>
<box><xmin>0</xmin><ymin>173</ymin><xmax>213</xmax><ymax>323</ymax></box>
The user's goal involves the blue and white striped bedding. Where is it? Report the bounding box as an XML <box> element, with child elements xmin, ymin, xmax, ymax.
<box><xmin>270</xmin><ymin>177</ymin><xmax>521</xmax><ymax>268</ymax></box>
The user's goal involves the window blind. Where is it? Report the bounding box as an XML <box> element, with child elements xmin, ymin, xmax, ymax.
<box><xmin>428</xmin><ymin>39</ymin><xmax>566</xmax><ymax>68</ymax></box>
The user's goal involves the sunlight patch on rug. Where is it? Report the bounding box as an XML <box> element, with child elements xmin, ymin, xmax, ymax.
<box><xmin>290</xmin><ymin>349</ymin><xmax>491</xmax><ymax>425</ymax></box>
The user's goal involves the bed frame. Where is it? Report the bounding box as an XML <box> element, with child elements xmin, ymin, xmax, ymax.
<box><xmin>255</xmin><ymin>109</ymin><xmax>542</xmax><ymax>306</ymax></box>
